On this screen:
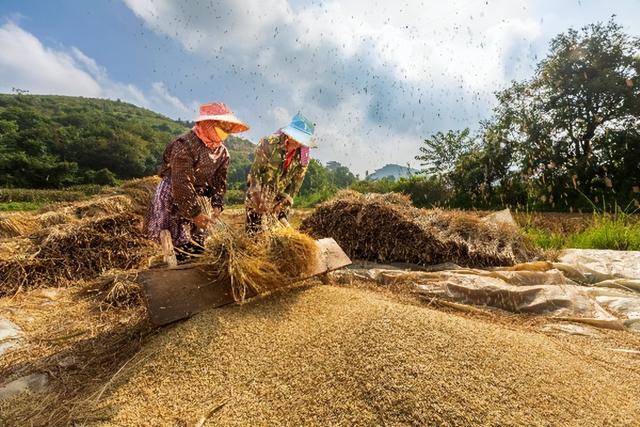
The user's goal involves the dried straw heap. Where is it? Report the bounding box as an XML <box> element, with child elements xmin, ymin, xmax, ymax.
<box><xmin>202</xmin><ymin>226</ymin><xmax>319</xmax><ymax>302</ymax></box>
<box><xmin>301</xmin><ymin>191</ymin><xmax>538</xmax><ymax>267</ymax></box>
<box><xmin>0</xmin><ymin>213</ymin><xmax>156</xmax><ymax>297</ymax></box>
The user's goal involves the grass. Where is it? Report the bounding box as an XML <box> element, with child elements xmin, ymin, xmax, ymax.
<box><xmin>524</xmin><ymin>213</ymin><xmax>640</xmax><ymax>251</ymax></box>
<box><xmin>0</xmin><ymin>188</ymin><xmax>87</xmax><ymax>203</ymax></box>
<box><xmin>0</xmin><ymin>201</ymin><xmax>48</xmax><ymax>212</ymax></box>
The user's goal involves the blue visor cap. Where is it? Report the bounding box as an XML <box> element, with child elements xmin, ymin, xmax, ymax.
<box><xmin>281</xmin><ymin>113</ymin><xmax>317</xmax><ymax>147</ymax></box>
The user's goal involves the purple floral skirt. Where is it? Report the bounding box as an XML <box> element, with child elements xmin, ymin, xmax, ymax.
<box><xmin>145</xmin><ymin>177</ymin><xmax>196</xmax><ymax>246</ymax></box>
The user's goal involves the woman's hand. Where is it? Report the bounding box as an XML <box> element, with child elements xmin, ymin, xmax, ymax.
<box><xmin>192</xmin><ymin>213</ymin><xmax>212</xmax><ymax>229</ymax></box>
<box><xmin>251</xmin><ymin>191</ymin><xmax>268</xmax><ymax>214</ymax></box>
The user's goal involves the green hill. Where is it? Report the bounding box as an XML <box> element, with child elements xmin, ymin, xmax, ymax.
<box><xmin>0</xmin><ymin>94</ymin><xmax>255</xmax><ymax>188</ymax></box>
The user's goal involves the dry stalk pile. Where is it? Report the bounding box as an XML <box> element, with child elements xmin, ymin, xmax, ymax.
<box><xmin>202</xmin><ymin>226</ymin><xmax>319</xmax><ymax>302</ymax></box>
<box><xmin>0</xmin><ymin>213</ymin><xmax>36</xmax><ymax>238</ymax></box>
<box><xmin>301</xmin><ymin>191</ymin><xmax>538</xmax><ymax>267</ymax></box>
<box><xmin>0</xmin><ymin>213</ymin><xmax>155</xmax><ymax>297</ymax></box>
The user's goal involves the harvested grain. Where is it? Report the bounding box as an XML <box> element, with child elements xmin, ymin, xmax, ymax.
<box><xmin>64</xmin><ymin>285</ymin><xmax>640</xmax><ymax>426</ymax></box>
<box><xmin>301</xmin><ymin>191</ymin><xmax>538</xmax><ymax>267</ymax></box>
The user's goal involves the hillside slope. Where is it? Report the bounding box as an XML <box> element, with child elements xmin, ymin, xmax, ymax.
<box><xmin>0</xmin><ymin>94</ymin><xmax>255</xmax><ymax>188</ymax></box>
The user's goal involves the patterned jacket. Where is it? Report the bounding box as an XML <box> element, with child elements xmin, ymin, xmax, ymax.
<box><xmin>245</xmin><ymin>133</ymin><xmax>308</xmax><ymax>217</ymax></box>
<box><xmin>159</xmin><ymin>131</ymin><xmax>229</xmax><ymax>219</ymax></box>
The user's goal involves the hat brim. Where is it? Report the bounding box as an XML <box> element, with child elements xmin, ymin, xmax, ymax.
<box><xmin>195</xmin><ymin>114</ymin><xmax>249</xmax><ymax>133</ymax></box>
<box><xmin>281</xmin><ymin>125</ymin><xmax>317</xmax><ymax>148</ymax></box>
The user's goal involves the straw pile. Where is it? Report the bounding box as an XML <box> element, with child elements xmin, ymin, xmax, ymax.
<box><xmin>0</xmin><ymin>213</ymin><xmax>155</xmax><ymax>297</ymax></box>
<box><xmin>73</xmin><ymin>195</ymin><xmax>133</xmax><ymax>219</ymax></box>
<box><xmin>0</xmin><ymin>212</ymin><xmax>42</xmax><ymax>238</ymax></box>
<box><xmin>114</xmin><ymin>176</ymin><xmax>161</xmax><ymax>214</ymax></box>
<box><xmin>32</xmin><ymin>284</ymin><xmax>637</xmax><ymax>427</ymax></box>
<box><xmin>202</xmin><ymin>226</ymin><xmax>319</xmax><ymax>302</ymax></box>
<box><xmin>301</xmin><ymin>191</ymin><xmax>538</xmax><ymax>267</ymax></box>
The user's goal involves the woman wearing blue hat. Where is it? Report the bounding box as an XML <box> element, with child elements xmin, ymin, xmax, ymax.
<box><xmin>245</xmin><ymin>113</ymin><xmax>316</xmax><ymax>234</ymax></box>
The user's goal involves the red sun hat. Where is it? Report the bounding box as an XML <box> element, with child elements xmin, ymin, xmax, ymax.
<box><xmin>195</xmin><ymin>102</ymin><xmax>249</xmax><ymax>133</ymax></box>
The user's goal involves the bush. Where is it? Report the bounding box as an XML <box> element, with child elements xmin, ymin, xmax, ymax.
<box><xmin>350</xmin><ymin>176</ymin><xmax>453</xmax><ymax>208</ymax></box>
<box><xmin>294</xmin><ymin>187</ymin><xmax>337</xmax><ymax>208</ymax></box>
<box><xmin>224</xmin><ymin>189</ymin><xmax>245</xmax><ymax>206</ymax></box>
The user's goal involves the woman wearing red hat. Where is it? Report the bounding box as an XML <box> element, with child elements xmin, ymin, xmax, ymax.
<box><xmin>145</xmin><ymin>102</ymin><xmax>249</xmax><ymax>261</ymax></box>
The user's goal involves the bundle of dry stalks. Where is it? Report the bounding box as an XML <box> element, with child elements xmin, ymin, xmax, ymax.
<box><xmin>202</xmin><ymin>225</ymin><xmax>319</xmax><ymax>302</ymax></box>
<box><xmin>0</xmin><ymin>211</ymin><xmax>74</xmax><ymax>239</ymax></box>
<box><xmin>92</xmin><ymin>271</ymin><xmax>144</xmax><ymax>309</ymax></box>
<box><xmin>72</xmin><ymin>195</ymin><xmax>133</xmax><ymax>218</ymax></box>
<box><xmin>0</xmin><ymin>213</ymin><xmax>40</xmax><ymax>238</ymax></box>
<box><xmin>301</xmin><ymin>191</ymin><xmax>538</xmax><ymax>267</ymax></box>
<box><xmin>0</xmin><ymin>213</ymin><xmax>156</xmax><ymax>297</ymax></box>
<box><xmin>114</xmin><ymin>176</ymin><xmax>161</xmax><ymax>214</ymax></box>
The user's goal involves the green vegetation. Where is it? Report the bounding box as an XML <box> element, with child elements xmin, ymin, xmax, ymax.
<box><xmin>0</xmin><ymin>187</ymin><xmax>87</xmax><ymax>203</ymax></box>
<box><xmin>0</xmin><ymin>201</ymin><xmax>46</xmax><ymax>211</ymax></box>
<box><xmin>412</xmin><ymin>19</ymin><xmax>639</xmax><ymax>212</ymax></box>
<box><xmin>0</xmin><ymin>95</ymin><xmax>186</xmax><ymax>187</ymax></box>
<box><xmin>523</xmin><ymin>211</ymin><xmax>640</xmax><ymax>251</ymax></box>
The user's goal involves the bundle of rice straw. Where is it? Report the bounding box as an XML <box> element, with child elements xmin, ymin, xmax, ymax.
<box><xmin>266</xmin><ymin>227</ymin><xmax>319</xmax><ymax>278</ymax></box>
<box><xmin>0</xmin><ymin>213</ymin><xmax>40</xmax><ymax>238</ymax></box>
<box><xmin>115</xmin><ymin>176</ymin><xmax>161</xmax><ymax>214</ymax></box>
<box><xmin>73</xmin><ymin>195</ymin><xmax>134</xmax><ymax>218</ymax></box>
<box><xmin>0</xmin><ymin>213</ymin><xmax>155</xmax><ymax>297</ymax></box>
<box><xmin>92</xmin><ymin>271</ymin><xmax>144</xmax><ymax>309</ymax></box>
<box><xmin>202</xmin><ymin>224</ymin><xmax>319</xmax><ymax>302</ymax></box>
<box><xmin>300</xmin><ymin>191</ymin><xmax>538</xmax><ymax>267</ymax></box>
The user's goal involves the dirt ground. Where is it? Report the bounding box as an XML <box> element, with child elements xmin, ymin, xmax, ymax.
<box><xmin>2</xmin><ymin>280</ymin><xmax>640</xmax><ymax>426</ymax></box>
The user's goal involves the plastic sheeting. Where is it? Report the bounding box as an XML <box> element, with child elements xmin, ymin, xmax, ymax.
<box><xmin>332</xmin><ymin>249</ymin><xmax>640</xmax><ymax>331</ymax></box>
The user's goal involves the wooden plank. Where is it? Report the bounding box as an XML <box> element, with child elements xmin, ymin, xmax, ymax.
<box><xmin>308</xmin><ymin>238</ymin><xmax>352</xmax><ymax>275</ymax></box>
<box><xmin>139</xmin><ymin>263</ymin><xmax>247</xmax><ymax>326</ymax></box>
<box><xmin>140</xmin><ymin>238</ymin><xmax>351</xmax><ymax>326</ymax></box>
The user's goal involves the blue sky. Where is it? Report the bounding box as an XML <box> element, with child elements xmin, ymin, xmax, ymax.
<box><xmin>1</xmin><ymin>0</ymin><xmax>639</xmax><ymax>175</ymax></box>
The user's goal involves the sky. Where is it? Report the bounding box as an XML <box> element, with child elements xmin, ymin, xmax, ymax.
<box><xmin>0</xmin><ymin>0</ymin><xmax>639</xmax><ymax>176</ymax></box>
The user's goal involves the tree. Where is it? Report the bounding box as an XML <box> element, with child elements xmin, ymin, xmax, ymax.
<box><xmin>486</xmin><ymin>18</ymin><xmax>640</xmax><ymax>209</ymax></box>
<box><xmin>299</xmin><ymin>159</ymin><xmax>331</xmax><ymax>196</ymax></box>
<box><xmin>331</xmin><ymin>165</ymin><xmax>356</xmax><ymax>188</ymax></box>
<box><xmin>415</xmin><ymin>128</ymin><xmax>477</xmax><ymax>176</ymax></box>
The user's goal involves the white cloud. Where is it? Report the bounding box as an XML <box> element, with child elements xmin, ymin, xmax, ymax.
<box><xmin>122</xmin><ymin>0</ymin><xmax>547</xmax><ymax>173</ymax></box>
<box><xmin>0</xmin><ymin>21</ymin><xmax>196</xmax><ymax>120</ymax></box>
<box><xmin>0</xmin><ymin>22</ymin><xmax>102</xmax><ymax>96</ymax></box>
<box><xmin>149</xmin><ymin>81</ymin><xmax>196</xmax><ymax>119</ymax></box>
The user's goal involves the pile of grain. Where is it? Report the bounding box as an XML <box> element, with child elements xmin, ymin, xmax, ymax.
<box><xmin>0</xmin><ymin>213</ymin><xmax>155</xmax><ymax>297</ymax></box>
<box><xmin>301</xmin><ymin>191</ymin><xmax>538</xmax><ymax>267</ymax></box>
<box><xmin>15</xmin><ymin>284</ymin><xmax>634</xmax><ymax>426</ymax></box>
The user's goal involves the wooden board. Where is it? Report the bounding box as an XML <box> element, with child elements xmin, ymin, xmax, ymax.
<box><xmin>138</xmin><ymin>263</ymin><xmax>243</xmax><ymax>326</ymax></box>
<box><xmin>309</xmin><ymin>238</ymin><xmax>353</xmax><ymax>276</ymax></box>
<box><xmin>140</xmin><ymin>238</ymin><xmax>351</xmax><ymax>326</ymax></box>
